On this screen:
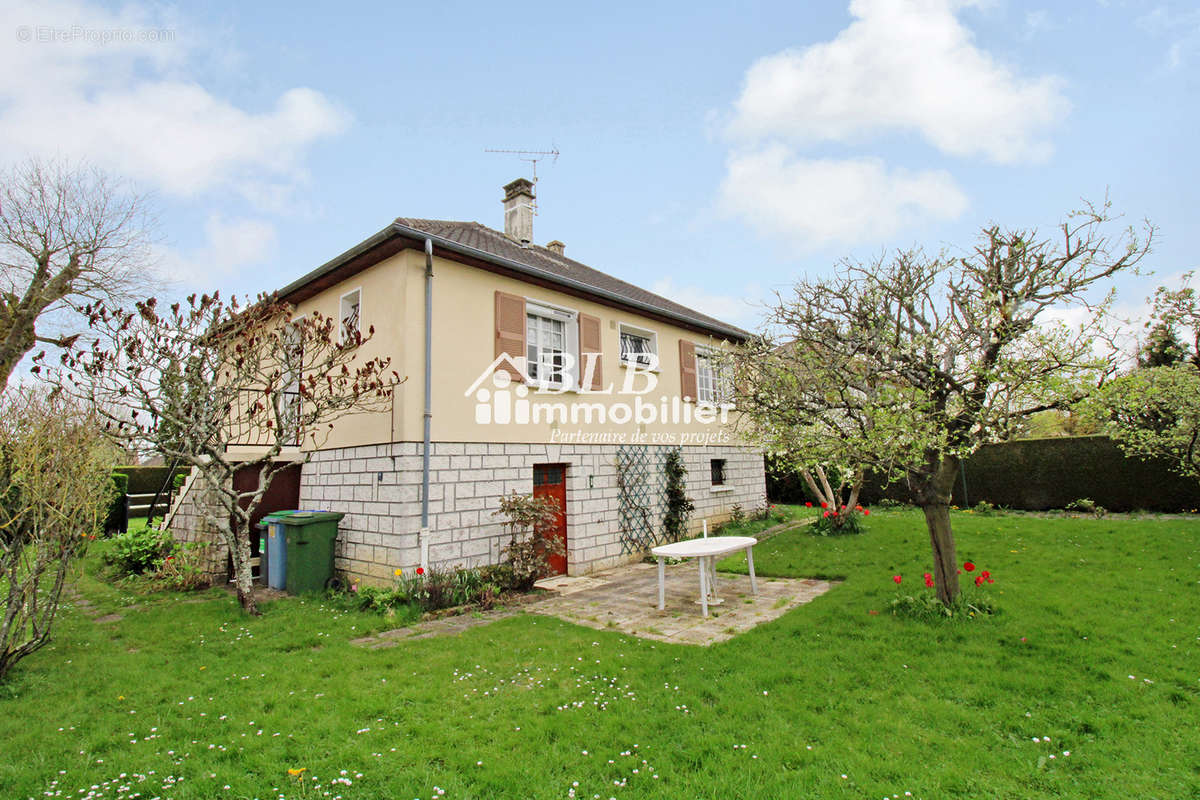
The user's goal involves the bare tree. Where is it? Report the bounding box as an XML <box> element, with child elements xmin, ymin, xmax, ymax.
<box><xmin>60</xmin><ymin>293</ymin><xmax>402</xmax><ymax>615</ymax></box>
<box><xmin>1</xmin><ymin>390</ymin><xmax>113</xmax><ymax>681</ymax></box>
<box><xmin>0</xmin><ymin>159</ymin><xmax>154</xmax><ymax>388</ymax></box>
<box><xmin>736</xmin><ymin>204</ymin><xmax>1151</xmax><ymax>605</ymax></box>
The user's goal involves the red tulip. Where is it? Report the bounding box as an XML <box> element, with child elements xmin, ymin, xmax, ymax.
<box><xmin>893</xmin><ymin>575</ymin><xmax>902</xmax><ymax>584</ymax></box>
<box><xmin>863</xmin><ymin>509</ymin><xmax>870</xmax><ymax>516</ymax></box>
<box><xmin>805</xmin><ymin>502</ymin><xmax>812</xmax><ymax>507</ymax></box>
<box><xmin>820</xmin><ymin>502</ymin><xmax>828</xmax><ymax>509</ymax></box>
<box><xmin>986</xmin><ymin>577</ymin><xmax>994</xmax><ymax>584</ymax></box>
<box><xmin>964</xmin><ymin>562</ymin><xmax>976</xmax><ymax>572</ymax></box>
<box><xmin>924</xmin><ymin>578</ymin><xmax>934</xmax><ymax>588</ymax></box>
<box><xmin>981</xmin><ymin>570</ymin><xmax>990</xmax><ymax>579</ymax></box>
<box><xmin>974</xmin><ymin>575</ymin><xmax>984</xmax><ymax>587</ymax></box>
<box><xmin>416</xmin><ymin>567</ymin><xmax>425</xmax><ymax>575</ymax></box>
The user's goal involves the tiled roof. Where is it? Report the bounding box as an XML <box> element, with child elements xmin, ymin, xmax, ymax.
<box><xmin>394</xmin><ymin>218</ymin><xmax>749</xmax><ymax>339</ymax></box>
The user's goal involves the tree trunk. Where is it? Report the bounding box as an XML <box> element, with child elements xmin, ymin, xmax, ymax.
<box><xmin>230</xmin><ymin>525</ymin><xmax>259</xmax><ymax>615</ymax></box>
<box><xmin>914</xmin><ymin>455</ymin><xmax>962</xmax><ymax>605</ymax></box>
<box><xmin>922</xmin><ymin>502</ymin><xmax>959</xmax><ymax>605</ymax></box>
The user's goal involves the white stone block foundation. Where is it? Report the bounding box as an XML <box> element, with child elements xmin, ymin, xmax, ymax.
<box><xmin>298</xmin><ymin>442</ymin><xmax>766</xmax><ymax>584</ymax></box>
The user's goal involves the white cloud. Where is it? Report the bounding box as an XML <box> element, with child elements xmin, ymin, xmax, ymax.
<box><xmin>158</xmin><ymin>215</ymin><xmax>277</xmax><ymax>284</ymax></box>
<box><xmin>1137</xmin><ymin>5</ymin><xmax>1200</xmax><ymax>70</ymax></box>
<box><xmin>720</xmin><ymin>146</ymin><xmax>968</xmax><ymax>250</ymax></box>
<box><xmin>726</xmin><ymin>0</ymin><xmax>1067</xmax><ymax>164</ymax></box>
<box><xmin>649</xmin><ymin>278</ymin><xmax>763</xmax><ymax>329</ymax></box>
<box><xmin>0</xmin><ymin>0</ymin><xmax>350</xmax><ymax>203</ymax></box>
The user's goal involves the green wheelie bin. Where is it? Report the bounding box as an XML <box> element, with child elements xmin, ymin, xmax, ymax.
<box><xmin>278</xmin><ymin>511</ymin><xmax>345</xmax><ymax>594</ymax></box>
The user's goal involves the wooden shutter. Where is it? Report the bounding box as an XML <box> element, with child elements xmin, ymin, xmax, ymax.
<box><xmin>678</xmin><ymin>339</ymin><xmax>697</xmax><ymax>402</ymax></box>
<box><xmin>578</xmin><ymin>313</ymin><xmax>603</xmax><ymax>391</ymax></box>
<box><xmin>494</xmin><ymin>291</ymin><xmax>526</xmax><ymax>381</ymax></box>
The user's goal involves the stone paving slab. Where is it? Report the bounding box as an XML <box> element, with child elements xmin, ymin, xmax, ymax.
<box><xmin>530</xmin><ymin>562</ymin><xmax>838</xmax><ymax>646</ymax></box>
<box><xmin>351</xmin><ymin>559</ymin><xmax>838</xmax><ymax>648</ymax></box>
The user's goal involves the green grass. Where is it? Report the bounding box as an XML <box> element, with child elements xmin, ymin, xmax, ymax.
<box><xmin>2</xmin><ymin>509</ymin><xmax>1198</xmax><ymax>799</ymax></box>
<box><xmin>710</xmin><ymin>503</ymin><xmax>806</xmax><ymax>538</ymax></box>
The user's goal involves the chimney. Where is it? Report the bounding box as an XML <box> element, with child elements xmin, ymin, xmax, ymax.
<box><xmin>502</xmin><ymin>178</ymin><xmax>534</xmax><ymax>244</ymax></box>
<box><xmin>546</xmin><ymin>240</ymin><xmax>565</xmax><ymax>256</ymax></box>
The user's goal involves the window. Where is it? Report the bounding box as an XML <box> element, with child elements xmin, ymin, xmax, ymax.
<box><xmin>278</xmin><ymin>319</ymin><xmax>304</xmax><ymax>444</ymax></box>
<box><xmin>340</xmin><ymin>289</ymin><xmax>361</xmax><ymax>344</ymax></box>
<box><xmin>619</xmin><ymin>324</ymin><xmax>658</xmax><ymax>368</ymax></box>
<box><xmin>533</xmin><ymin>464</ymin><xmax>565</xmax><ymax>486</ymax></box>
<box><xmin>526</xmin><ymin>303</ymin><xmax>575</xmax><ymax>387</ymax></box>
<box><xmin>710</xmin><ymin>459</ymin><xmax>727</xmax><ymax>487</ymax></box>
<box><xmin>695</xmin><ymin>349</ymin><xmax>731</xmax><ymax>404</ymax></box>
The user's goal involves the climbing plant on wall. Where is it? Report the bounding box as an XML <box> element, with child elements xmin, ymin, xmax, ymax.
<box><xmin>661</xmin><ymin>448</ymin><xmax>694</xmax><ymax>543</ymax></box>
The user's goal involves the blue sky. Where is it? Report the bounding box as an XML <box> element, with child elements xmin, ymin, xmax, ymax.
<box><xmin>4</xmin><ymin>0</ymin><xmax>1197</xmax><ymax>329</ymax></box>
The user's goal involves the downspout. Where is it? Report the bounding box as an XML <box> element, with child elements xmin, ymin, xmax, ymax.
<box><xmin>420</xmin><ymin>238</ymin><xmax>434</xmax><ymax>571</ymax></box>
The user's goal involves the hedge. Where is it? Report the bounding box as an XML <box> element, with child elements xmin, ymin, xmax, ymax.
<box><xmin>767</xmin><ymin>436</ymin><xmax>1200</xmax><ymax>513</ymax></box>
<box><xmin>112</xmin><ymin>465</ymin><xmax>191</xmax><ymax>497</ymax></box>
<box><xmin>105</xmin><ymin>473</ymin><xmax>129</xmax><ymax>534</ymax></box>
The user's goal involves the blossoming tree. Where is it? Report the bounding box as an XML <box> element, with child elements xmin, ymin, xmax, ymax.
<box><xmin>1091</xmin><ymin>274</ymin><xmax>1200</xmax><ymax>485</ymax></box>
<box><xmin>736</xmin><ymin>204</ymin><xmax>1151</xmax><ymax>604</ymax></box>
<box><xmin>58</xmin><ymin>293</ymin><xmax>402</xmax><ymax>615</ymax></box>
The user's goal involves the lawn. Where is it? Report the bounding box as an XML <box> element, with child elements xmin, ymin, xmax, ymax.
<box><xmin>2</xmin><ymin>508</ymin><xmax>1197</xmax><ymax>799</ymax></box>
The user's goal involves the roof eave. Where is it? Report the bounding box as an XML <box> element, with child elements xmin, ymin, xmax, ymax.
<box><xmin>278</xmin><ymin>222</ymin><xmax>750</xmax><ymax>342</ymax></box>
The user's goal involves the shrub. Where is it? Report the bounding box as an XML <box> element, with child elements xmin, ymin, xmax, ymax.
<box><xmin>807</xmin><ymin>503</ymin><xmax>869</xmax><ymax>535</ymax></box>
<box><xmin>105</xmin><ymin>473</ymin><xmax>129</xmax><ymax>535</ymax></box>
<box><xmin>478</xmin><ymin>563</ymin><xmax>517</xmax><ymax>592</ymax></box>
<box><xmin>349</xmin><ymin>565</ymin><xmax>508</xmax><ymax>615</ymax></box>
<box><xmin>105</xmin><ymin>525</ymin><xmax>173</xmax><ymax>575</ymax></box>
<box><xmin>1066</xmin><ymin>498</ymin><xmax>1107</xmax><ymax>518</ymax></box>
<box><xmin>493</xmin><ymin>492</ymin><xmax>564</xmax><ymax>591</ymax></box>
<box><xmin>971</xmin><ymin>500</ymin><xmax>998</xmax><ymax>516</ymax></box>
<box><xmin>152</xmin><ymin>542</ymin><xmax>210</xmax><ymax>591</ymax></box>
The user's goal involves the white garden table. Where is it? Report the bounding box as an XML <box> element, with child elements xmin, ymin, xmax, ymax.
<box><xmin>651</xmin><ymin>535</ymin><xmax>758</xmax><ymax>617</ymax></box>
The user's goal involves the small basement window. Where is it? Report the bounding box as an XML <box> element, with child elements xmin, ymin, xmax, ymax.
<box><xmin>340</xmin><ymin>288</ymin><xmax>361</xmax><ymax>343</ymax></box>
<box><xmin>710</xmin><ymin>458</ymin><xmax>727</xmax><ymax>487</ymax></box>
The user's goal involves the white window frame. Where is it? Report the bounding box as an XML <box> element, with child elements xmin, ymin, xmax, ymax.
<box><xmin>339</xmin><ymin>287</ymin><xmax>362</xmax><ymax>345</ymax></box>
<box><xmin>618</xmin><ymin>322</ymin><xmax>659</xmax><ymax>370</ymax></box>
<box><xmin>279</xmin><ymin>314</ymin><xmax>307</xmax><ymax>445</ymax></box>
<box><xmin>695</xmin><ymin>346</ymin><xmax>731</xmax><ymax>404</ymax></box>
<box><xmin>525</xmin><ymin>299</ymin><xmax>579</xmax><ymax>390</ymax></box>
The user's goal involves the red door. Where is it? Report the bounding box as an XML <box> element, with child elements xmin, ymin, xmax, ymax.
<box><xmin>532</xmin><ymin>464</ymin><xmax>568</xmax><ymax>576</ymax></box>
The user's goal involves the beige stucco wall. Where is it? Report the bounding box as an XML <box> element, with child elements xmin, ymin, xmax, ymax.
<box><xmin>292</xmin><ymin>247</ymin><xmax>747</xmax><ymax>450</ymax></box>
<box><xmin>291</xmin><ymin>251</ymin><xmax>411</xmax><ymax>450</ymax></box>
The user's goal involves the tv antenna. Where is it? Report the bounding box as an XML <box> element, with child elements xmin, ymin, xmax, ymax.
<box><xmin>484</xmin><ymin>146</ymin><xmax>560</xmax><ymax>212</ymax></box>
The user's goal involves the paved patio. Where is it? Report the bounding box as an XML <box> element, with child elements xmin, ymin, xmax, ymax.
<box><xmin>351</xmin><ymin>558</ymin><xmax>838</xmax><ymax>649</ymax></box>
<box><xmin>531</xmin><ymin>561</ymin><xmax>838</xmax><ymax>646</ymax></box>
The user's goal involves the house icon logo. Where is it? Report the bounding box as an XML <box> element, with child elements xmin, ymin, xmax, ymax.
<box><xmin>464</xmin><ymin>353</ymin><xmax>538</xmax><ymax>425</ymax></box>
<box><xmin>471</xmin><ymin>368</ymin><xmax>533</xmax><ymax>425</ymax></box>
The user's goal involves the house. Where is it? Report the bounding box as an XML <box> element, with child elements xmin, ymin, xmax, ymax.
<box><xmin>170</xmin><ymin>179</ymin><xmax>766</xmax><ymax>583</ymax></box>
